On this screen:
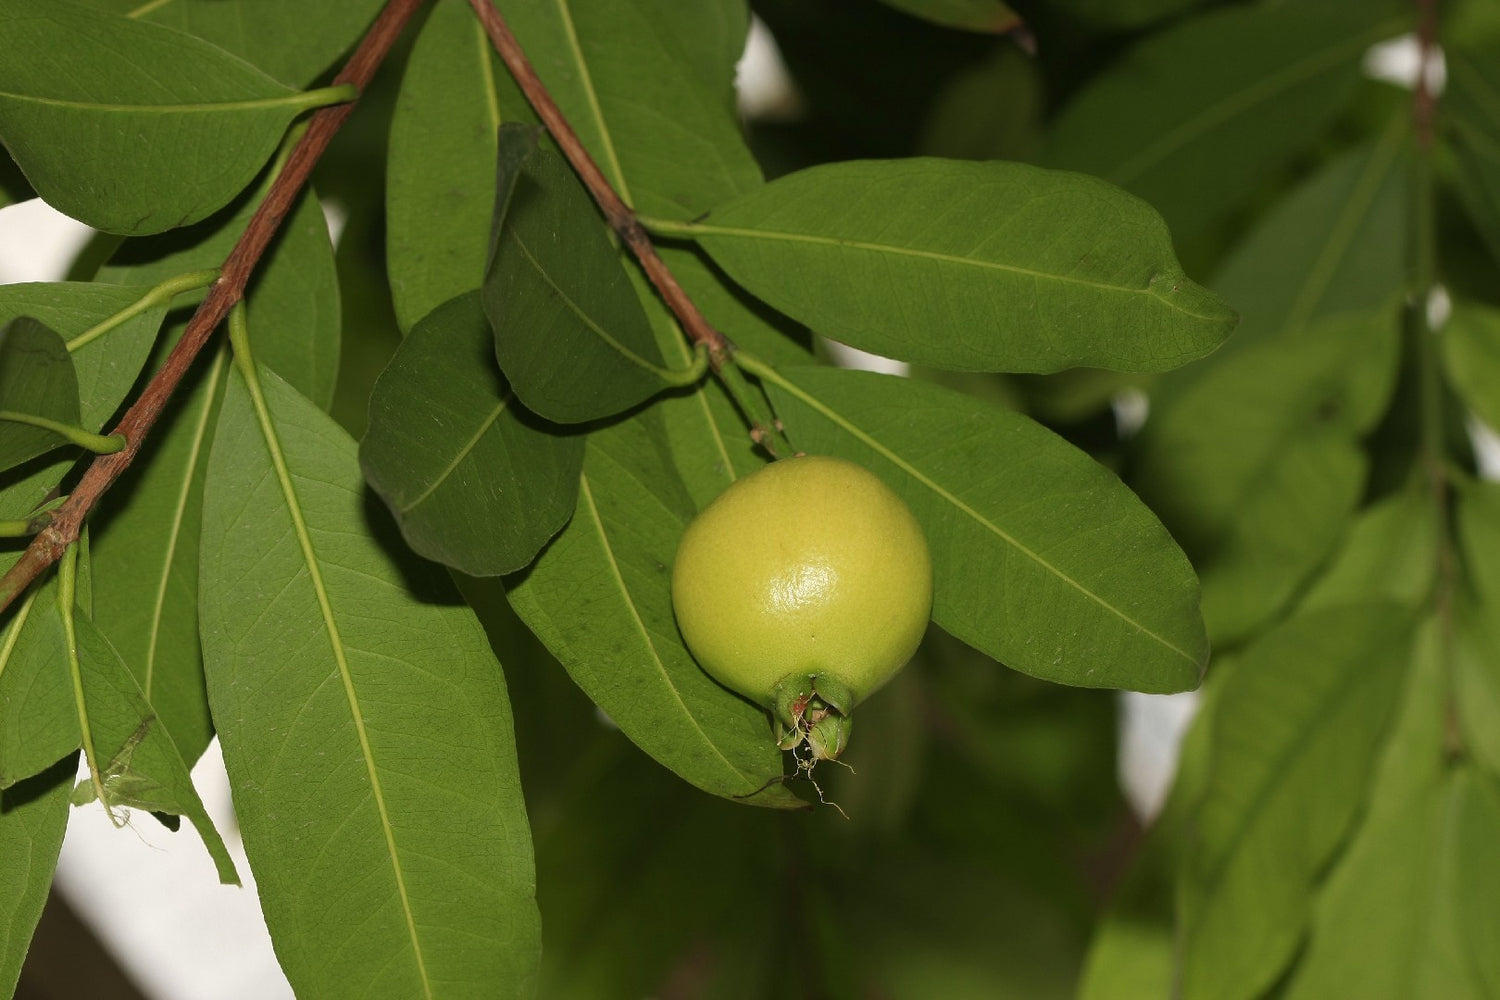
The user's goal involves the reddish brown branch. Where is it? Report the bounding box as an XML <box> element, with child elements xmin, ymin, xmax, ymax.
<box><xmin>465</xmin><ymin>0</ymin><xmax>731</xmax><ymax>364</ymax></box>
<box><xmin>0</xmin><ymin>0</ymin><xmax>428</xmax><ymax>616</ymax></box>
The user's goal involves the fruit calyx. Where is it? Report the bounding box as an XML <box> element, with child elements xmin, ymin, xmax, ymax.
<box><xmin>773</xmin><ymin>672</ymin><xmax>854</xmax><ymax>762</ymax></box>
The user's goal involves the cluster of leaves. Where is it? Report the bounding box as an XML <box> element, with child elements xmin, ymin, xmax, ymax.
<box><xmin>1</xmin><ymin>0</ymin><xmax>1496</xmax><ymax>997</ymax></box>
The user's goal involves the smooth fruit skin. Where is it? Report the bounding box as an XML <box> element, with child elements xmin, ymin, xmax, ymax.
<box><xmin>670</xmin><ymin>455</ymin><xmax>932</xmax><ymax>719</ymax></box>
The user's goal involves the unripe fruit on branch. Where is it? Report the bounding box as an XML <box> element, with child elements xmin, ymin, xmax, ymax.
<box><xmin>670</xmin><ymin>455</ymin><xmax>932</xmax><ymax>761</ymax></box>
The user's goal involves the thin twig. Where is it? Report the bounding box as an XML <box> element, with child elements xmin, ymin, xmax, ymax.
<box><xmin>0</xmin><ymin>0</ymin><xmax>428</xmax><ymax>616</ymax></box>
<box><xmin>465</xmin><ymin>0</ymin><xmax>731</xmax><ymax>365</ymax></box>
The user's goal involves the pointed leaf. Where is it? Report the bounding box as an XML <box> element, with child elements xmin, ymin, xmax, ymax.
<box><xmin>759</xmin><ymin>364</ymin><xmax>1207</xmax><ymax>692</ymax></box>
<box><xmin>1180</xmin><ymin>604</ymin><xmax>1413</xmax><ymax>1000</ymax></box>
<box><xmin>362</xmin><ymin>291</ymin><xmax>585</xmax><ymax>576</ymax></box>
<box><xmin>0</xmin><ymin>0</ymin><xmax>332</xmax><ymax>234</ymax></box>
<box><xmin>1301</xmin><ymin>484</ymin><xmax>1438</xmax><ymax>612</ymax></box>
<box><xmin>0</xmin><ymin>317</ymin><xmax>80</xmax><ymax>472</ymax></box>
<box><xmin>386</xmin><ymin>0</ymin><xmax>534</xmax><ymax>332</ymax></box>
<box><xmin>483</xmin><ymin>124</ymin><xmax>670</xmax><ymax>423</ymax></box>
<box><xmin>505</xmin><ymin>409</ymin><xmax>800</xmax><ymax>807</ymax></box>
<box><xmin>687</xmin><ymin>158</ymin><xmax>1235</xmax><ymax>373</ymax></box>
<box><xmin>1043</xmin><ymin>3</ymin><xmax>1401</xmax><ymax>242</ymax></box>
<box><xmin>69</xmin><ymin>612</ymin><xmax>237</xmax><ymax>884</ymax></box>
<box><xmin>89</xmin><ymin>346</ymin><xmax>228</xmax><ymax>768</ymax></box>
<box><xmin>200</xmin><ymin>360</ymin><xmax>541</xmax><ymax>997</ymax></box>
<box><xmin>0</xmin><ymin>281</ymin><xmax>171</xmax><ymax>430</ymax></box>
<box><xmin>0</xmin><ymin>753</ymin><xmax>74</xmax><ymax>998</ymax></box>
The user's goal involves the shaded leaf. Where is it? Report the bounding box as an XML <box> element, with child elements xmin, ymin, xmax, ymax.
<box><xmin>1456</xmin><ymin>482</ymin><xmax>1500</xmax><ymax>778</ymax></box>
<box><xmin>0</xmin><ymin>587</ymin><xmax>76</xmax><ymax>790</ymax></box>
<box><xmin>484</xmin><ymin>124</ymin><xmax>672</xmax><ymax>423</ymax></box>
<box><xmin>0</xmin><ymin>317</ymin><xmax>79</xmax><ymax>472</ymax></box>
<box><xmin>1286</xmin><ymin>769</ymin><xmax>1492</xmax><ymax>1000</ymax></box>
<box><xmin>98</xmin><ymin>184</ymin><xmax>341</xmax><ymax>411</ymax></box>
<box><xmin>0</xmin><ymin>754</ymin><xmax>74</xmax><ymax>998</ymax></box>
<box><xmin>875</xmin><ymin>0</ymin><xmax>1020</xmax><ymax>32</ymax></box>
<box><xmin>687</xmin><ymin>158</ymin><xmax>1236</xmax><ymax>373</ymax></box>
<box><xmin>0</xmin><ymin>281</ymin><xmax>171</xmax><ymax>430</ymax></box>
<box><xmin>1300</xmin><ymin>482</ymin><xmax>1438</xmax><ymax>612</ymax></box>
<box><xmin>1043</xmin><ymin>3</ymin><xmax>1400</xmax><ymax>242</ymax></box>
<box><xmin>505</xmin><ymin>409</ymin><xmax>800</xmax><ymax>807</ymax></box>
<box><xmin>759</xmin><ymin>364</ymin><xmax>1207</xmax><ymax>692</ymax></box>
<box><xmin>386</xmin><ymin>0</ymin><xmax>534</xmax><ymax>332</ymax></box>
<box><xmin>89</xmin><ymin>346</ymin><xmax>228</xmax><ymax>768</ymax></box>
<box><xmin>200</xmin><ymin>359</ymin><xmax>541</xmax><ymax>996</ymax></box>
<box><xmin>1180</xmin><ymin>604</ymin><xmax>1413</xmax><ymax>1000</ymax></box>
<box><xmin>1044</xmin><ymin>0</ymin><xmax>1203</xmax><ymax>31</ymax></box>
<box><xmin>1134</xmin><ymin>309</ymin><xmax>1400</xmax><ymax>642</ymax></box>
<box><xmin>0</xmin><ymin>0</ymin><xmax>332</xmax><ymax>234</ymax></box>
<box><xmin>362</xmin><ymin>291</ymin><xmax>584</xmax><ymax>576</ymax></box>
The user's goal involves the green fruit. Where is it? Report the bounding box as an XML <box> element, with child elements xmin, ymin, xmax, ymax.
<box><xmin>670</xmin><ymin>455</ymin><xmax>932</xmax><ymax>760</ymax></box>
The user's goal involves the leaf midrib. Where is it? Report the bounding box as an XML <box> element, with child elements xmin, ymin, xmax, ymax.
<box><xmin>0</xmin><ymin>90</ymin><xmax>300</xmax><ymax>115</ymax></box>
<box><xmin>399</xmin><ymin>392</ymin><xmax>511</xmax><ymax>514</ymax></box>
<box><xmin>688</xmin><ymin>222</ymin><xmax>1225</xmax><ymax>321</ymax></box>
<box><xmin>772</xmin><ymin>367</ymin><xmax>1200</xmax><ymax>667</ymax></box>
<box><xmin>576</xmin><ymin>472</ymin><xmax>761</xmax><ymax>790</ymax></box>
<box><xmin>236</xmin><ymin>361</ymin><xmax>434</xmax><ymax>1000</ymax></box>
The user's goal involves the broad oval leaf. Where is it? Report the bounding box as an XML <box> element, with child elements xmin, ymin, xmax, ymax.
<box><xmin>386</xmin><ymin>0</ymin><xmax>534</xmax><ymax>333</ymax></box>
<box><xmin>1042</xmin><ymin>2</ymin><xmax>1399</xmax><ymax>242</ymax></box>
<box><xmin>504</xmin><ymin>409</ymin><xmax>801</xmax><ymax>807</ymax></box>
<box><xmin>200</xmin><ymin>360</ymin><xmax>541</xmax><ymax>997</ymax></box>
<box><xmin>0</xmin><ymin>754</ymin><xmax>74</xmax><ymax>998</ymax></box>
<box><xmin>687</xmin><ymin>158</ymin><xmax>1236</xmax><ymax>373</ymax></box>
<box><xmin>1180</xmin><ymin>603</ymin><xmax>1413</xmax><ymax>1000</ymax></box>
<box><xmin>759</xmin><ymin>364</ymin><xmax>1207</xmax><ymax>693</ymax></box>
<box><xmin>362</xmin><ymin>291</ymin><xmax>584</xmax><ymax>576</ymax></box>
<box><xmin>484</xmin><ymin>124</ymin><xmax>672</xmax><ymax>423</ymax></box>
<box><xmin>1443</xmin><ymin>301</ymin><xmax>1500</xmax><ymax>432</ymax></box>
<box><xmin>0</xmin><ymin>0</ymin><xmax>331</xmax><ymax>234</ymax></box>
<box><xmin>0</xmin><ymin>281</ymin><xmax>171</xmax><ymax>431</ymax></box>
<box><xmin>0</xmin><ymin>317</ymin><xmax>80</xmax><ymax>472</ymax></box>
<box><xmin>0</xmin><ymin>584</ymin><xmax>75</xmax><ymax>789</ymax></box>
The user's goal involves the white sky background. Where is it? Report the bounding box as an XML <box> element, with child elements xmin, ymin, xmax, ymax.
<box><xmin>0</xmin><ymin>20</ymin><xmax>1490</xmax><ymax>1000</ymax></box>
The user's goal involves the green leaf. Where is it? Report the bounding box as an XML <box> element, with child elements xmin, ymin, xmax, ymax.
<box><xmin>361</xmin><ymin>291</ymin><xmax>585</xmax><ymax>576</ymax></box>
<box><xmin>1455</xmin><ymin>772</ymin><xmax>1500</xmax><ymax>995</ymax></box>
<box><xmin>0</xmin><ymin>586</ymin><xmax>77</xmax><ymax>790</ymax></box>
<box><xmin>484</xmin><ymin>124</ymin><xmax>673</xmax><ymax>423</ymax></box>
<box><xmin>1179</xmin><ymin>603</ymin><xmax>1413</xmax><ymax>1000</ymax></box>
<box><xmin>200</xmin><ymin>359</ymin><xmax>541</xmax><ymax>996</ymax></box>
<box><xmin>1285</xmin><ymin>769</ymin><xmax>1493</xmax><ymax>1000</ymax></box>
<box><xmin>505</xmin><ymin>409</ymin><xmax>800</xmax><ymax>807</ymax></box>
<box><xmin>1456</xmin><ymin>482</ymin><xmax>1500</xmax><ymax>778</ymax></box>
<box><xmin>1042</xmin><ymin>3</ymin><xmax>1400</xmax><ymax>243</ymax></box>
<box><xmin>0</xmin><ymin>753</ymin><xmax>74</xmax><ymax>998</ymax></box>
<box><xmin>1209</xmin><ymin>137</ymin><xmax>1408</xmax><ymax>355</ymax></box>
<box><xmin>1300</xmin><ymin>483</ymin><xmax>1438</xmax><ymax>612</ymax></box>
<box><xmin>1449</xmin><ymin>42</ymin><xmax>1500</xmax><ymax>265</ymax></box>
<box><xmin>103</xmin><ymin>0</ymin><xmax>385</xmax><ymax>88</ymax></box>
<box><xmin>681</xmin><ymin>158</ymin><xmax>1236</xmax><ymax>373</ymax></box>
<box><xmin>0</xmin><ymin>281</ymin><xmax>173</xmax><ymax>431</ymax></box>
<box><xmin>88</xmin><ymin>345</ymin><xmax>228</xmax><ymax>768</ymax></box>
<box><xmin>0</xmin><ymin>0</ymin><xmax>336</xmax><ymax>234</ymax></box>
<box><xmin>500</xmin><ymin>0</ymin><xmax>760</xmax><ymax>220</ymax></box>
<box><xmin>1043</xmin><ymin>0</ymin><xmax>1203</xmax><ymax>31</ymax></box>
<box><xmin>0</xmin><ymin>317</ymin><xmax>80</xmax><ymax>472</ymax></box>
<box><xmin>874</xmin><ymin>0</ymin><xmax>1020</xmax><ymax>32</ymax></box>
<box><xmin>386</xmin><ymin>0</ymin><xmax>534</xmax><ymax>333</ymax></box>
<box><xmin>67</xmin><ymin>611</ymin><xmax>237</xmax><ymax>884</ymax></box>
<box><xmin>1443</xmin><ymin>301</ymin><xmax>1500</xmax><ymax>432</ymax></box>
<box><xmin>1134</xmin><ymin>309</ymin><xmax>1400</xmax><ymax>642</ymax></box>
<box><xmin>99</xmin><ymin>185</ymin><xmax>341</xmax><ymax>412</ymax></box>
<box><xmin>756</xmin><ymin>363</ymin><xmax>1207</xmax><ymax>693</ymax></box>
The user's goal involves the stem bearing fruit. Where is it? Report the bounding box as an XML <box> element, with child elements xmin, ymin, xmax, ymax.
<box><xmin>670</xmin><ymin>455</ymin><xmax>932</xmax><ymax>761</ymax></box>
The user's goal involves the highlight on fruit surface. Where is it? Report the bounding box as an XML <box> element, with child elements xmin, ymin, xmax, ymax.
<box><xmin>670</xmin><ymin>455</ymin><xmax>932</xmax><ymax>762</ymax></box>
